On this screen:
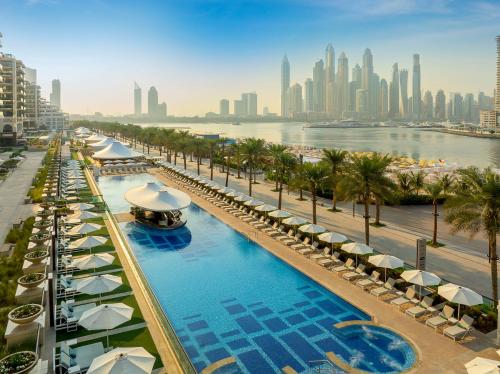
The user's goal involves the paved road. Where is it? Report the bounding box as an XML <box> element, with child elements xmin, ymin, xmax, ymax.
<box><xmin>0</xmin><ymin>151</ymin><xmax>45</xmax><ymax>245</ymax></box>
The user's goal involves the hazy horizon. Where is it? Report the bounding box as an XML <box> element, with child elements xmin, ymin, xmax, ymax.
<box><xmin>1</xmin><ymin>0</ymin><xmax>499</xmax><ymax>116</ymax></box>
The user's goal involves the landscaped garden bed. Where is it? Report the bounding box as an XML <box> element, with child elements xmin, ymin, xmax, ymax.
<box><xmin>24</xmin><ymin>250</ymin><xmax>48</xmax><ymax>264</ymax></box>
<box><xmin>8</xmin><ymin>304</ymin><xmax>43</xmax><ymax>325</ymax></box>
<box><xmin>17</xmin><ymin>273</ymin><xmax>46</xmax><ymax>289</ymax></box>
<box><xmin>0</xmin><ymin>351</ymin><xmax>38</xmax><ymax>374</ymax></box>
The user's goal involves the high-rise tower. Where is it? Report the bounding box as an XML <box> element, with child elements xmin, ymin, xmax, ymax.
<box><xmin>362</xmin><ymin>49</ymin><xmax>374</xmax><ymax>115</ymax></box>
<box><xmin>313</xmin><ymin>59</ymin><xmax>325</xmax><ymax>112</ymax></box>
<box><xmin>281</xmin><ymin>54</ymin><xmax>290</xmax><ymax>117</ymax></box>
<box><xmin>304</xmin><ymin>78</ymin><xmax>314</xmax><ymax>112</ymax></box>
<box><xmin>389</xmin><ymin>63</ymin><xmax>400</xmax><ymax>117</ymax></box>
<box><xmin>335</xmin><ymin>52</ymin><xmax>349</xmax><ymax>117</ymax></box>
<box><xmin>325</xmin><ymin>44</ymin><xmax>335</xmax><ymax>115</ymax></box>
<box><xmin>399</xmin><ymin>69</ymin><xmax>409</xmax><ymax>118</ymax></box>
<box><xmin>134</xmin><ymin>82</ymin><xmax>141</xmax><ymax>116</ymax></box>
<box><xmin>496</xmin><ymin>36</ymin><xmax>500</xmax><ymax>124</ymax></box>
<box><xmin>412</xmin><ymin>54</ymin><xmax>421</xmax><ymax>121</ymax></box>
<box><xmin>148</xmin><ymin>86</ymin><xmax>159</xmax><ymax>117</ymax></box>
<box><xmin>50</xmin><ymin>79</ymin><xmax>61</xmax><ymax>110</ymax></box>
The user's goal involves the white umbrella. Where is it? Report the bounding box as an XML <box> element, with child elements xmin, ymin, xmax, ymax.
<box><xmin>67</xmin><ymin>222</ymin><xmax>102</xmax><ymax>235</ymax></box>
<box><xmin>87</xmin><ymin>347</ymin><xmax>155</xmax><ymax>374</ymax></box>
<box><xmin>368</xmin><ymin>254</ymin><xmax>404</xmax><ymax>281</ymax></box>
<box><xmin>76</xmin><ymin>274</ymin><xmax>123</xmax><ymax>303</ymax></box>
<box><xmin>69</xmin><ymin>203</ymin><xmax>95</xmax><ymax>211</ymax></box>
<box><xmin>235</xmin><ymin>194</ymin><xmax>252</xmax><ymax>202</ymax></box>
<box><xmin>79</xmin><ymin>303</ymin><xmax>133</xmax><ymax>347</ymax></box>
<box><xmin>465</xmin><ymin>357</ymin><xmax>500</xmax><ymax>374</ymax></box>
<box><xmin>226</xmin><ymin>191</ymin><xmax>242</xmax><ymax>198</ymax></box>
<box><xmin>68</xmin><ymin>211</ymin><xmax>100</xmax><ymax>220</ymax></box>
<box><xmin>255</xmin><ymin>204</ymin><xmax>277</xmax><ymax>213</ymax></box>
<box><xmin>244</xmin><ymin>199</ymin><xmax>265</xmax><ymax>207</ymax></box>
<box><xmin>283</xmin><ymin>216</ymin><xmax>307</xmax><ymax>226</ymax></box>
<box><xmin>401</xmin><ymin>270</ymin><xmax>441</xmax><ymax>300</ymax></box>
<box><xmin>342</xmin><ymin>242</ymin><xmax>373</xmax><ymax>266</ymax></box>
<box><xmin>217</xmin><ymin>187</ymin><xmax>235</xmax><ymax>195</ymax></box>
<box><xmin>74</xmin><ymin>253</ymin><xmax>115</xmax><ymax>271</ymax></box>
<box><xmin>68</xmin><ymin>236</ymin><xmax>108</xmax><ymax>251</ymax></box>
<box><xmin>438</xmin><ymin>283</ymin><xmax>483</xmax><ymax>318</ymax></box>
<box><xmin>319</xmin><ymin>232</ymin><xmax>349</xmax><ymax>254</ymax></box>
<box><xmin>268</xmin><ymin>210</ymin><xmax>291</xmax><ymax>219</ymax></box>
<box><xmin>299</xmin><ymin>223</ymin><xmax>326</xmax><ymax>240</ymax></box>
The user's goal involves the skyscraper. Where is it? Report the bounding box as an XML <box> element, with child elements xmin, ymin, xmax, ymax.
<box><xmin>281</xmin><ymin>54</ymin><xmax>290</xmax><ymax>117</ymax></box>
<box><xmin>219</xmin><ymin>99</ymin><xmax>229</xmax><ymax>115</ymax></box>
<box><xmin>399</xmin><ymin>69</ymin><xmax>409</xmax><ymax>118</ymax></box>
<box><xmin>356</xmin><ymin>89</ymin><xmax>368</xmax><ymax>116</ymax></box>
<box><xmin>389</xmin><ymin>63</ymin><xmax>399</xmax><ymax>117</ymax></box>
<box><xmin>134</xmin><ymin>82</ymin><xmax>142</xmax><ymax>116</ymax></box>
<box><xmin>325</xmin><ymin>44</ymin><xmax>335</xmax><ymax>115</ymax></box>
<box><xmin>423</xmin><ymin>91</ymin><xmax>433</xmax><ymax>120</ymax></box>
<box><xmin>380</xmin><ymin>79</ymin><xmax>388</xmax><ymax>115</ymax></box>
<box><xmin>371</xmin><ymin>73</ymin><xmax>380</xmax><ymax>118</ymax></box>
<box><xmin>304</xmin><ymin>78</ymin><xmax>314</xmax><ymax>112</ymax></box>
<box><xmin>148</xmin><ymin>86</ymin><xmax>159</xmax><ymax>117</ymax></box>
<box><xmin>435</xmin><ymin>90</ymin><xmax>446</xmax><ymax>119</ymax></box>
<box><xmin>335</xmin><ymin>52</ymin><xmax>349</xmax><ymax>117</ymax></box>
<box><xmin>50</xmin><ymin>79</ymin><xmax>61</xmax><ymax>110</ymax></box>
<box><xmin>243</xmin><ymin>92</ymin><xmax>258</xmax><ymax>116</ymax></box>
<box><xmin>362</xmin><ymin>49</ymin><xmax>374</xmax><ymax>115</ymax></box>
<box><xmin>234</xmin><ymin>100</ymin><xmax>244</xmax><ymax>116</ymax></box>
<box><xmin>412</xmin><ymin>54</ymin><xmax>421</xmax><ymax>121</ymax></box>
<box><xmin>349</xmin><ymin>64</ymin><xmax>361</xmax><ymax>112</ymax></box>
<box><xmin>463</xmin><ymin>93</ymin><xmax>474</xmax><ymax>122</ymax></box>
<box><xmin>313</xmin><ymin>59</ymin><xmax>325</xmax><ymax>112</ymax></box>
<box><xmin>496</xmin><ymin>35</ymin><xmax>500</xmax><ymax>124</ymax></box>
<box><xmin>289</xmin><ymin>83</ymin><xmax>303</xmax><ymax>115</ymax></box>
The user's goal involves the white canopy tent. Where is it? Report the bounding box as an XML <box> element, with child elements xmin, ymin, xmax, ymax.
<box><xmin>93</xmin><ymin>141</ymin><xmax>143</xmax><ymax>160</ymax></box>
<box><xmin>125</xmin><ymin>183</ymin><xmax>191</xmax><ymax>212</ymax></box>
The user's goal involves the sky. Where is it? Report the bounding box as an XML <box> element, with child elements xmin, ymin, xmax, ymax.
<box><xmin>0</xmin><ymin>0</ymin><xmax>499</xmax><ymax>116</ymax></box>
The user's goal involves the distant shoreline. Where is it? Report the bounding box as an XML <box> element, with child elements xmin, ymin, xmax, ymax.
<box><xmin>422</xmin><ymin>128</ymin><xmax>500</xmax><ymax>139</ymax></box>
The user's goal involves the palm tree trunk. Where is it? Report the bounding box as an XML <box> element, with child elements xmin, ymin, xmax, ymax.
<box><xmin>142</xmin><ymin>141</ymin><xmax>145</xmax><ymax>153</ymax></box>
<box><xmin>489</xmin><ymin>231</ymin><xmax>498</xmax><ymax>304</ymax></box>
<box><xmin>278</xmin><ymin>176</ymin><xmax>283</xmax><ymax>209</ymax></box>
<box><xmin>147</xmin><ymin>144</ymin><xmax>150</xmax><ymax>154</ymax></box>
<box><xmin>364</xmin><ymin>196</ymin><xmax>370</xmax><ymax>245</ymax></box>
<box><xmin>174</xmin><ymin>152</ymin><xmax>177</xmax><ymax>165</ymax></box>
<box><xmin>432</xmin><ymin>202</ymin><xmax>438</xmax><ymax>246</ymax></box>
<box><xmin>237</xmin><ymin>156</ymin><xmax>241</xmax><ymax>178</ymax></box>
<box><xmin>275</xmin><ymin>162</ymin><xmax>278</xmax><ymax>191</ymax></box>
<box><xmin>183</xmin><ymin>152</ymin><xmax>187</xmax><ymax>170</ymax></box>
<box><xmin>210</xmin><ymin>152</ymin><xmax>214</xmax><ymax>180</ymax></box>
<box><xmin>332</xmin><ymin>182</ymin><xmax>337</xmax><ymax>211</ymax></box>
<box><xmin>375</xmin><ymin>198</ymin><xmax>381</xmax><ymax>225</ymax></box>
<box><xmin>190</xmin><ymin>152</ymin><xmax>193</xmax><ymax>162</ymax></box>
<box><xmin>249</xmin><ymin>166</ymin><xmax>253</xmax><ymax>196</ymax></box>
<box><xmin>197</xmin><ymin>154</ymin><xmax>200</xmax><ymax>175</ymax></box>
<box><xmin>225</xmin><ymin>155</ymin><xmax>230</xmax><ymax>187</ymax></box>
<box><xmin>312</xmin><ymin>187</ymin><xmax>317</xmax><ymax>224</ymax></box>
<box><xmin>159</xmin><ymin>146</ymin><xmax>162</xmax><ymax>156</ymax></box>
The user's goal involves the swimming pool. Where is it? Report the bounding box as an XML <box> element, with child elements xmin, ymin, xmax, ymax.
<box><xmin>98</xmin><ymin>174</ymin><xmax>416</xmax><ymax>373</ymax></box>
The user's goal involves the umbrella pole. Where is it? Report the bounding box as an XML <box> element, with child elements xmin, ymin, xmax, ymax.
<box><xmin>385</xmin><ymin>268</ymin><xmax>387</xmax><ymax>282</ymax></box>
<box><xmin>106</xmin><ymin>329</ymin><xmax>109</xmax><ymax>348</ymax></box>
<box><xmin>458</xmin><ymin>304</ymin><xmax>461</xmax><ymax>319</ymax></box>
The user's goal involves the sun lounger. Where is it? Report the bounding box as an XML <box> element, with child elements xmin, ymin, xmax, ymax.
<box><xmin>443</xmin><ymin>315</ymin><xmax>474</xmax><ymax>341</ymax></box>
<box><xmin>261</xmin><ymin>222</ymin><xmax>279</xmax><ymax>233</ymax></box>
<box><xmin>317</xmin><ymin>257</ymin><xmax>335</xmax><ymax>267</ymax></box>
<box><xmin>268</xmin><ymin>225</ymin><xmax>285</xmax><ymax>237</ymax></box>
<box><xmin>342</xmin><ymin>264</ymin><xmax>367</xmax><ymax>281</ymax></box>
<box><xmin>370</xmin><ymin>278</ymin><xmax>396</xmax><ymax>298</ymax></box>
<box><xmin>405</xmin><ymin>296</ymin><xmax>436</xmax><ymax>318</ymax></box>
<box><xmin>332</xmin><ymin>258</ymin><xmax>355</xmax><ymax>274</ymax></box>
<box><xmin>390</xmin><ymin>288</ymin><xmax>418</xmax><ymax>307</ymax></box>
<box><xmin>356</xmin><ymin>270</ymin><xmax>382</xmax><ymax>289</ymax></box>
<box><xmin>282</xmin><ymin>233</ymin><xmax>301</xmax><ymax>246</ymax></box>
<box><xmin>253</xmin><ymin>218</ymin><xmax>270</xmax><ymax>229</ymax></box>
<box><xmin>425</xmin><ymin>305</ymin><xmax>456</xmax><ymax>330</ymax></box>
<box><xmin>291</xmin><ymin>237</ymin><xmax>310</xmax><ymax>250</ymax></box>
<box><xmin>59</xmin><ymin>341</ymin><xmax>105</xmax><ymax>373</ymax></box>
<box><xmin>276</xmin><ymin>229</ymin><xmax>294</xmax><ymax>242</ymax></box>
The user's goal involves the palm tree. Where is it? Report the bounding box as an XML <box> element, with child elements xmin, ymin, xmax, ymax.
<box><xmin>410</xmin><ymin>170</ymin><xmax>426</xmax><ymax>196</ymax></box>
<box><xmin>301</xmin><ymin>162</ymin><xmax>329</xmax><ymax>224</ymax></box>
<box><xmin>225</xmin><ymin>145</ymin><xmax>233</xmax><ymax>187</ymax></box>
<box><xmin>340</xmin><ymin>153</ymin><xmax>393</xmax><ymax>245</ymax></box>
<box><xmin>231</xmin><ymin>142</ymin><xmax>243</xmax><ymax>179</ymax></box>
<box><xmin>397</xmin><ymin>172</ymin><xmax>413</xmax><ymax>199</ymax></box>
<box><xmin>241</xmin><ymin>138</ymin><xmax>267</xmax><ymax>196</ymax></box>
<box><xmin>276</xmin><ymin>152</ymin><xmax>297</xmax><ymax>209</ymax></box>
<box><xmin>438</xmin><ymin>173</ymin><xmax>455</xmax><ymax>197</ymax></box>
<box><xmin>207</xmin><ymin>139</ymin><xmax>218</xmax><ymax>180</ymax></box>
<box><xmin>322</xmin><ymin>148</ymin><xmax>348</xmax><ymax>212</ymax></box>
<box><xmin>268</xmin><ymin>144</ymin><xmax>288</xmax><ymax>191</ymax></box>
<box><xmin>219</xmin><ymin>137</ymin><xmax>229</xmax><ymax>172</ymax></box>
<box><xmin>425</xmin><ymin>182</ymin><xmax>443</xmax><ymax>247</ymax></box>
<box><xmin>191</xmin><ymin>138</ymin><xmax>205</xmax><ymax>175</ymax></box>
<box><xmin>444</xmin><ymin>167</ymin><xmax>499</xmax><ymax>304</ymax></box>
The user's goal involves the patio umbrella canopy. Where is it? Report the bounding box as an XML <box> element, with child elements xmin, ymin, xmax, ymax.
<box><xmin>465</xmin><ymin>357</ymin><xmax>500</xmax><ymax>374</ymax></box>
<box><xmin>69</xmin><ymin>203</ymin><xmax>95</xmax><ymax>211</ymax></box>
<box><xmin>76</xmin><ymin>274</ymin><xmax>122</xmax><ymax>296</ymax></box>
<box><xmin>401</xmin><ymin>270</ymin><xmax>441</xmax><ymax>299</ymax></box>
<box><xmin>368</xmin><ymin>254</ymin><xmax>404</xmax><ymax>281</ymax></box>
<box><xmin>125</xmin><ymin>184</ymin><xmax>191</xmax><ymax>212</ymax></box>
<box><xmin>68</xmin><ymin>211</ymin><xmax>100</xmax><ymax>220</ymax></box>
<box><xmin>319</xmin><ymin>232</ymin><xmax>349</xmax><ymax>254</ymax></box>
<box><xmin>255</xmin><ymin>204</ymin><xmax>277</xmax><ymax>212</ymax></box>
<box><xmin>438</xmin><ymin>283</ymin><xmax>483</xmax><ymax>317</ymax></box>
<box><xmin>87</xmin><ymin>347</ymin><xmax>155</xmax><ymax>374</ymax></box>
<box><xmin>93</xmin><ymin>141</ymin><xmax>143</xmax><ymax>160</ymax></box>
<box><xmin>78</xmin><ymin>303</ymin><xmax>133</xmax><ymax>348</ymax></box>
<box><xmin>73</xmin><ymin>253</ymin><xmax>115</xmax><ymax>270</ymax></box>
<box><xmin>67</xmin><ymin>222</ymin><xmax>102</xmax><ymax>235</ymax></box>
<box><xmin>235</xmin><ymin>195</ymin><xmax>252</xmax><ymax>202</ymax></box>
<box><xmin>341</xmin><ymin>242</ymin><xmax>373</xmax><ymax>266</ymax></box>
<box><xmin>299</xmin><ymin>224</ymin><xmax>326</xmax><ymax>235</ymax></box>
<box><xmin>268</xmin><ymin>210</ymin><xmax>291</xmax><ymax>219</ymax></box>
<box><xmin>68</xmin><ymin>236</ymin><xmax>108</xmax><ymax>250</ymax></box>
<box><xmin>283</xmin><ymin>216</ymin><xmax>307</xmax><ymax>226</ymax></box>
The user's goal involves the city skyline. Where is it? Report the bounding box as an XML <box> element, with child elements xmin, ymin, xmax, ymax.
<box><xmin>1</xmin><ymin>0</ymin><xmax>499</xmax><ymax>116</ymax></box>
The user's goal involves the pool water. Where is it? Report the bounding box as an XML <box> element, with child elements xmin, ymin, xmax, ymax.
<box><xmin>98</xmin><ymin>174</ymin><xmax>416</xmax><ymax>373</ymax></box>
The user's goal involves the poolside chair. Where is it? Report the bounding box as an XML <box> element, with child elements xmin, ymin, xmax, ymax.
<box><xmin>59</xmin><ymin>341</ymin><xmax>105</xmax><ymax>373</ymax></box>
<box><xmin>317</xmin><ymin>253</ymin><xmax>336</xmax><ymax>267</ymax></box>
<box><xmin>291</xmin><ymin>237</ymin><xmax>310</xmax><ymax>250</ymax></box>
<box><xmin>57</xmin><ymin>275</ymin><xmax>77</xmax><ymax>298</ymax></box>
<box><xmin>57</xmin><ymin>302</ymin><xmax>97</xmax><ymax>332</ymax></box>
<box><xmin>282</xmin><ymin>233</ymin><xmax>301</xmax><ymax>246</ymax></box>
<box><xmin>390</xmin><ymin>288</ymin><xmax>418</xmax><ymax>308</ymax></box>
<box><xmin>342</xmin><ymin>264</ymin><xmax>367</xmax><ymax>282</ymax></box>
<box><xmin>405</xmin><ymin>296</ymin><xmax>436</xmax><ymax>318</ymax></box>
<box><xmin>356</xmin><ymin>270</ymin><xmax>382</xmax><ymax>290</ymax></box>
<box><xmin>223</xmin><ymin>202</ymin><xmax>237</xmax><ymax>211</ymax></box>
<box><xmin>443</xmin><ymin>315</ymin><xmax>474</xmax><ymax>341</ymax></box>
<box><xmin>425</xmin><ymin>305</ymin><xmax>456</xmax><ymax>330</ymax></box>
<box><xmin>261</xmin><ymin>222</ymin><xmax>279</xmax><ymax>233</ymax></box>
<box><xmin>252</xmin><ymin>217</ymin><xmax>270</xmax><ymax>228</ymax></box>
<box><xmin>276</xmin><ymin>229</ymin><xmax>294</xmax><ymax>242</ymax></box>
<box><xmin>241</xmin><ymin>211</ymin><xmax>259</xmax><ymax>222</ymax></box>
<box><xmin>370</xmin><ymin>278</ymin><xmax>397</xmax><ymax>298</ymax></box>
<box><xmin>309</xmin><ymin>244</ymin><xmax>326</xmax><ymax>260</ymax></box>
<box><xmin>268</xmin><ymin>225</ymin><xmax>285</xmax><ymax>237</ymax></box>
<box><xmin>332</xmin><ymin>258</ymin><xmax>355</xmax><ymax>274</ymax></box>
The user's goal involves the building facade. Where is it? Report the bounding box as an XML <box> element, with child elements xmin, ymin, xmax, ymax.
<box><xmin>0</xmin><ymin>53</ymin><xmax>25</xmax><ymax>144</ymax></box>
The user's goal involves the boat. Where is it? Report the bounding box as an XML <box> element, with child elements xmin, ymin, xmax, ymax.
<box><xmin>303</xmin><ymin>120</ymin><xmax>381</xmax><ymax>128</ymax></box>
<box><xmin>232</xmin><ymin>122</ymin><xmax>241</xmax><ymax>126</ymax></box>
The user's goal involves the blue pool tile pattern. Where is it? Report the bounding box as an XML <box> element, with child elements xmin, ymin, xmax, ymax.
<box><xmin>98</xmin><ymin>174</ymin><xmax>417</xmax><ymax>373</ymax></box>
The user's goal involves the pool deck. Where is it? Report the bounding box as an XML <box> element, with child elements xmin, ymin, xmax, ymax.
<box><xmin>151</xmin><ymin>167</ymin><xmax>499</xmax><ymax>374</ymax></box>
